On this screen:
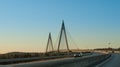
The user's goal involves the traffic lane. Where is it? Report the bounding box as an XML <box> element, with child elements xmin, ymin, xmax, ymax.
<box><xmin>100</xmin><ymin>53</ymin><xmax>120</xmax><ymax>67</ymax></box>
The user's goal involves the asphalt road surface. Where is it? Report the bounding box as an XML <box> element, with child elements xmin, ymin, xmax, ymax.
<box><xmin>100</xmin><ymin>53</ymin><xmax>120</xmax><ymax>67</ymax></box>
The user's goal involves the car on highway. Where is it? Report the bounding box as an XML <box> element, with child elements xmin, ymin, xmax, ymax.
<box><xmin>73</xmin><ymin>52</ymin><xmax>83</xmax><ymax>57</ymax></box>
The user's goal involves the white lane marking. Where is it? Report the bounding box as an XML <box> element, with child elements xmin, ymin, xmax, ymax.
<box><xmin>95</xmin><ymin>54</ymin><xmax>113</xmax><ymax>67</ymax></box>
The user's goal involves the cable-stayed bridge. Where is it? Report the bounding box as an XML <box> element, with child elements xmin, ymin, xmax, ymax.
<box><xmin>45</xmin><ymin>20</ymin><xmax>70</xmax><ymax>55</ymax></box>
<box><xmin>45</xmin><ymin>20</ymin><xmax>85</xmax><ymax>56</ymax></box>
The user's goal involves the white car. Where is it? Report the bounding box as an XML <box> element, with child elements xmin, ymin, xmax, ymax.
<box><xmin>73</xmin><ymin>53</ymin><xmax>83</xmax><ymax>57</ymax></box>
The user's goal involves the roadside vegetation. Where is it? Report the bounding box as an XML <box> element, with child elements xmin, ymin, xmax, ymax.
<box><xmin>0</xmin><ymin>52</ymin><xmax>44</xmax><ymax>59</ymax></box>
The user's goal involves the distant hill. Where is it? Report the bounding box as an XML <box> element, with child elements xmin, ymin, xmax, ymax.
<box><xmin>94</xmin><ymin>47</ymin><xmax>120</xmax><ymax>51</ymax></box>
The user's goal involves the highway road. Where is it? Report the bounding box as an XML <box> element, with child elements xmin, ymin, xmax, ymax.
<box><xmin>12</xmin><ymin>52</ymin><xmax>101</xmax><ymax>64</ymax></box>
<box><xmin>0</xmin><ymin>52</ymin><xmax>104</xmax><ymax>67</ymax></box>
<box><xmin>99</xmin><ymin>53</ymin><xmax>120</xmax><ymax>67</ymax></box>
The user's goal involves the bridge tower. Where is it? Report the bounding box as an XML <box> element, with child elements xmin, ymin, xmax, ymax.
<box><xmin>58</xmin><ymin>20</ymin><xmax>70</xmax><ymax>54</ymax></box>
<box><xmin>46</xmin><ymin>33</ymin><xmax>54</xmax><ymax>53</ymax></box>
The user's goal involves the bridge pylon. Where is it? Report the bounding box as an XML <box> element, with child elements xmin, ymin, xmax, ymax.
<box><xmin>45</xmin><ymin>33</ymin><xmax>54</xmax><ymax>55</ymax></box>
<box><xmin>58</xmin><ymin>20</ymin><xmax>70</xmax><ymax>55</ymax></box>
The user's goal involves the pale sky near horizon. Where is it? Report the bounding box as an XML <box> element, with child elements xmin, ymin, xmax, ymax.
<box><xmin>0</xmin><ymin>0</ymin><xmax>120</xmax><ymax>53</ymax></box>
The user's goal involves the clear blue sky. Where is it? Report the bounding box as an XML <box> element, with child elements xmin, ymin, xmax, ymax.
<box><xmin>0</xmin><ymin>0</ymin><xmax>120</xmax><ymax>53</ymax></box>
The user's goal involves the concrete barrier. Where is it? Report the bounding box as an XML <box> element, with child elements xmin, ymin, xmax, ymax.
<box><xmin>0</xmin><ymin>54</ymin><xmax>111</xmax><ymax>67</ymax></box>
